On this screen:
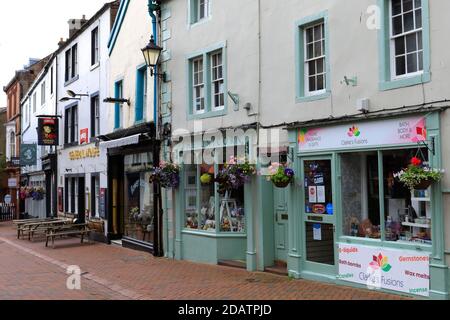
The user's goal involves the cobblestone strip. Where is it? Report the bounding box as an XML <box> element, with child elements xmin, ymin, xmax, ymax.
<box><xmin>0</xmin><ymin>236</ymin><xmax>151</xmax><ymax>300</ymax></box>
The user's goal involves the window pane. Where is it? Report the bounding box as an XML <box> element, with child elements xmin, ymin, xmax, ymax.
<box><xmin>393</xmin><ymin>16</ymin><xmax>403</xmax><ymax>35</ymax></box>
<box><xmin>418</xmin><ymin>51</ymin><xmax>423</xmax><ymax>70</ymax></box>
<box><xmin>307</xmin><ymin>43</ymin><xmax>314</xmax><ymax>59</ymax></box>
<box><xmin>200</xmin><ymin>164</ymin><xmax>216</xmax><ymax>231</ymax></box>
<box><xmin>417</xmin><ymin>31</ymin><xmax>423</xmax><ymax>50</ymax></box>
<box><xmin>396</xmin><ymin>56</ymin><xmax>406</xmax><ymax>76</ymax></box>
<box><xmin>392</xmin><ymin>0</ymin><xmax>402</xmax><ymax>15</ymax></box>
<box><xmin>316</xmin><ymin>58</ymin><xmax>324</xmax><ymax>73</ymax></box>
<box><xmin>407</xmin><ymin>52</ymin><xmax>418</xmax><ymax>73</ymax></box>
<box><xmin>314</xmin><ymin>25</ymin><xmax>322</xmax><ymax>41</ymax></box>
<box><xmin>342</xmin><ymin>152</ymin><xmax>380</xmax><ymax>239</ymax></box>
<box><xmin>304</xmin><ymin>160</ymin><xmax>333</xmax><ymax>216</ymax></box>
<box><xmin>403</xmin><ymin>0</ymin><xmax>413</xmax><ymax>12</ymax></box>
<box><xmin>314</xmin><ymin>41</ymin><xmax>322</xmax><ymax>57</ymax></box>
<box><xmin>415</xmin><ymin>9</ymin><xmax>422</xmax><ymax>29</ymax></box>
<box><xmin>403</xmin><ymin>12</ymin><xmax>414</xmax><ymax>32</ymax></box>
<box><xmin>406</xmin><ymin>33</ymin><xmax>417</xmax><ymax>52</ymax></box>
<box><xmin>414</xmin><ymin>0</ymin><xmax>421</xmax><ymax>8</ymax></box>
<box><xmin>395</xmin><ymin>37</ymin><xmax>405</xmax><ymax>55</ymax></box>
<box><xmin>185</xmin><ymin>165</ymin><xmax>199</xmax><ymax>229</ymax></box>
<box><xmin>383</xmin><ymin>148</ymin><xmax>431</xmax><ymax>244</ymax></box>
<box><xmin>306</xmin><ymin>28</ymin><xmax>313</xmax><ymax>43</ymax></box>
<box><xmin>309</xmin><ymin>76</ymin><xmax>316</xmax><ymax>92</ymax></box>
<box><xmin>308</xmin><ymin>61</ymin><xmax>316</xmax><ymax>75</ymax></box>
<box><xmin>316</xmin><ymin>74</ymin><xmax>324</xmax><ymax>90</ymax></box>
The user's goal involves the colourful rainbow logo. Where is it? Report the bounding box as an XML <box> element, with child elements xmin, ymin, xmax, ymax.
<box><xmin>370</xmin><ymin>254</ymin><xmax>392</xmax><ymax>273</ymax></box>
<box><xmin>347</xmin><ymin>126</ymin><xmax>361</xmax><ymax>137</ymax></box>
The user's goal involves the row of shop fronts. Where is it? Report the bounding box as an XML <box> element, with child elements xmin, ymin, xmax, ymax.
<box><xmin>166</xmin><ymin>111</ymin><xmax>447</xmax><ymax>299</ymax></box>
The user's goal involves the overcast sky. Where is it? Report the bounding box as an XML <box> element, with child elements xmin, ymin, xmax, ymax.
<box><xmin>0</xmin><ymin>0</ymin><xmax>110</xmax><ymax>107</ymax></box>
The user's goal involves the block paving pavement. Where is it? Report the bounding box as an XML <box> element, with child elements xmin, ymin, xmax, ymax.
<box><xmin>0</xmin><ymin>222</ymin><xmax>411</xmax><ymax>300</ymax></box>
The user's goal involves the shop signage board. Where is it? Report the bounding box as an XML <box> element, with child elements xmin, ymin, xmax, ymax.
<box><xmin>37</xmin><ymin>118</ymin><xmax>59</xmax><ymax>146</ymax></box>
<box><xmin>298</xmin><ymin>116</ymin><xmax>426</xmax><ymax>152</ymax></box>
<box><xmin>338</xmin><ymin>243</ymin><xmax>430</xmax><ymax>297</ymax></box>
<box><xmin>20</xmin><ymin>144</ymin><xmax>37</xmax><ymax>166</ymax></box>
<box><xmin>8</xmin><ymin>178</ymin><xmax>17</xmax><ymax>188</ymax></box>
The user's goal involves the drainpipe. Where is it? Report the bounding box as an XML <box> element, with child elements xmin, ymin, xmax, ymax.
<box><xmin>148</xmin><ymin>1</ymin><xmax>158</xmax><ymax>128</ymax></box>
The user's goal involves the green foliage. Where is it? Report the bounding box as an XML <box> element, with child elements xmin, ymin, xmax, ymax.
<box><xmin>395</xmin><ymin>164</ymin><xmax>443</xmax><ymax>191</ymax></box>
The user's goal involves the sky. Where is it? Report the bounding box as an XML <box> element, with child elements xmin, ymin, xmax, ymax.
<box><xmin>0</xmin><ymin>0</ymin><xmax>110</xmax><ymax>107</ymax></box>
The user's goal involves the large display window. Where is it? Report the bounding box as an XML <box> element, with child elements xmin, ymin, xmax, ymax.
<box><xmin>123</xmin><ymin>152</ymin><xmax>155</xmax><ymax>244</ymax></box>
<box><xmin>341</xmin><ymin>148</ymin><xmax>432</xmax><ymax>245</ymax></box>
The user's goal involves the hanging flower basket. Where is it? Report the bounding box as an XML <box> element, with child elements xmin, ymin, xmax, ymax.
<box><xmin>394</xmin><ymin>157</ymin><xmax>444</xmax><ymax>191</ymax></box>
<box><xmin>150</xmin><ymin>161</ymin><xmax>180</xmax><ymax>189</ymax></box>
<box><xmin>267</xmin><ymin>163</ymin><xmax>295</xmax><ymax>189</ymax></box>
<box><xmin>215</xmin><ymin>157</ymin><xmax>256</xmax><ymax>195</ymax></box>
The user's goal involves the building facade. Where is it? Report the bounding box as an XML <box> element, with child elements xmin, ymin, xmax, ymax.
<box><xmin>102</xmin><ymin>0</ymin><xmax>162</xmax><ymax>255</ymax></box>
<box><xmin>56</xmin><ymin>2</ymin><xmax>119</xmax><ymax>239</ymax></box>
<box><xmin>20</xmin><ymin>54</ymin><xmax>58</xmax><ymax>219</ymax></box>
<box><xmin>3</xmin><ymin>58</ymin><xmax>49</xmax><ymax>215</ymax></box>
<box><xmin>158</xmin><ymin>0</ymin><xmax>450</xmax><ymax>299</ymax></box>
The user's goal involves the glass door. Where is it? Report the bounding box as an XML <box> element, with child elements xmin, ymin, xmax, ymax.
<box><xmin>301</xmin><ymin>157</ymin><xmax>336</xmax><ymax>275</ymax></box>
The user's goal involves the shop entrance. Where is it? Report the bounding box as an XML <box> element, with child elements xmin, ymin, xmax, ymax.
<box><xmin>301</xmin><ymin>157</ymin><xmax>336</xmax><ymax>276</ymax></box>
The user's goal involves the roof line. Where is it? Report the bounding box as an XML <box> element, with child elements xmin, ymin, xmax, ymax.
<box><xmin>107</xmin><ymin>0</ymin><xmax>131</xmax><ymax>55</ymax></box>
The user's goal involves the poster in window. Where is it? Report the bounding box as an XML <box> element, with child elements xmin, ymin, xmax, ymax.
<box><xmin>80</xmin><ymin>128</ymin><xmax>89</xmax><ymax>145</ymax></box>
<box><xmin>99</xmin><ymin>188</ymin><xmax>107</xmax><ymax>219</ymax></box>
<box><xmin>37</xmin><ymin>118</ymin><xmax>59</xmax><ymax>146</ymax></box>
<box><xmin>58</xmin><ymin>188</ymin><xmax>64</xmax><ymax>212</ymax></box>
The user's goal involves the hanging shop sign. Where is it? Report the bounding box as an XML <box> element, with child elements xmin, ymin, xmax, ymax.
<box><xmin>37</xmin><ymin>118</ymin><xmax>59</xmax><ymax>146</ymax></box>
<box><xmin>80</xmin><ymin>128</ymin><xmax>89</xmax><ymax>145</ymax></box>
<box><xmin>298</xmin><ymin>116</ymin><xmax>426</xmax><ymax>153</ymax></box>
<box><xmin>338</xmin><ymin>243</ymin><xmax>430</xmax><ymax>297</ymax></box>
<box><xmin>69</xmin><ymin>147</ymin><xmax>100</xmax><ymax>161</ymax></box>
<box><xmin>20</xmin><ymin>144</ymin><xmax>37</xmax><ymax>166</ymax></box>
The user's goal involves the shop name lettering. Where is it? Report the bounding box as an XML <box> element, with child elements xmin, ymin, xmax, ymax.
<box><xmin>69</xmin><ymin>148</ymin><xmax>100</xmax><ymax>160</ymax></box>
<box><xmin>397</xmin><ymin>121</ymin><xmax>414</xmax><ymax>140</ymax></box>
<box><xmin>359</xmin><ymin>273</ymin><xmax>405</xmax><ymax>288</ymax></box>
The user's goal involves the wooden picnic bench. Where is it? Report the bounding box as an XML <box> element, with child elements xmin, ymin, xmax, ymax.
<box><xmin>45</xmin><ymin>224</ymin><xmax>92</xmax><ymax>249</ymax></box>
<box><xmin>18</xmin><ymin>219</ymin><xmax>70</xmax><ymax>241</ymax></box>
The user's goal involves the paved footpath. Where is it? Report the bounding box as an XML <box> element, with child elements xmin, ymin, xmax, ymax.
<box><xmin>0</xmin><ymin>222</ymin><xmax>410</xmax><ymax>300</ymax></box>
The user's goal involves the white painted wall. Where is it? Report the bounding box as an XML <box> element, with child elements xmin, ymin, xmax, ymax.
<box><xmin>107</xmin><ymin>0</ymin><xmax>156</xmax><ymax>133</ymax></box>
<box><xmin>56</xmin><ymin>7</ymin><xmax>113</xmax><ymax>213</ymax></box>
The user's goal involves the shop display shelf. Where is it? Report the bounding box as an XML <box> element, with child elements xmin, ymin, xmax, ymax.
<box><xmin>401</xmin><ymin>221</ymin><xmax>431</xmax><ymax>229</ymax></box>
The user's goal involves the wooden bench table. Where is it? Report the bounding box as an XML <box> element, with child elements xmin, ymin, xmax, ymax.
<box><xmin>19</xmin><ymin>219</ymin><xmax>70</xmax><ymax>241</ymax></box>
<box><xmin>45</xmin><ymin>224</ymin><xmax>91</xmax><ymax>249</ymax></box>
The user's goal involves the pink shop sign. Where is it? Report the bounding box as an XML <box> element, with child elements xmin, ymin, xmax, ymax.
<box><xmin>298</xmin><ymin>116</ymin><xmax>426</xmax><ymax>152</ymax></box>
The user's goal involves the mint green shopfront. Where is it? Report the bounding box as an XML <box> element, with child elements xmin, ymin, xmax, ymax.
<box><xmin>284</xmin><ymin>111</ymin><xmax>449</xmax><ymax>299</ymax></box>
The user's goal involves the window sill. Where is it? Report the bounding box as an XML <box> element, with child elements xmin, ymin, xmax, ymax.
<box><xmin>63</xmin><ymin>142</ymin><xmax>79</xmax><ymax>149</ymax></box>
<box><xmin>90</xmin><ymin>62</ymin><xmax>100</xmax><ymax>72</ymax></box>
<box><xmin>182</xmin><ymin>229</ymin><xmax>247</xmax><ymax>238</ymax></box>
<box><xmin>188</xmin><ymin>108</ymin><xmax>227</xmax><ymax>120</ymax></box>
<box><xmin>189</xmin><ymin>16</ymin><xmax>211</xmax><ymax>29</ymax></box>
<box><xmin>64</xmin><ymin>75</ymin><xmax>80</xmax><ymax>87</ymax></box>
<box><xmin>379</xmin><ymin>72</ymin><xmax>430</xmax><ymax>91</ymax></box>
<box><xmin>296</xmin><ymin>91</ymin><xmax>331</xmax><ymax>103</ymax></box>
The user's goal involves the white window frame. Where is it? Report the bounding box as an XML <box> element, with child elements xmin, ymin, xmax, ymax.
<box><xmin>304</xmin><ymin>21</ymin><xmax>326</xmax><ymax>97</ymax></box>
<box><xmin>198</xmin><ymin>0</ymin><xmax>209</xmax><ymax>21</ymax></box>
<box><xmin>192</xmin><ymin>57</ymin><xmax>205</xmax><ymax>114</ymax></box>
<box><xmin>41</xmin><ymin>81</ymin><xmax>46</xmax><ymax>106</ymax></box>
<box><xmin>389</xmin><ymin>0</ymin><xmax>424</xmax><ymax>81</ymax></box>
<box><xmin>211</xmin><ymin>51</ymin><xmax>224</xmax><ymax>111</ymax></box>
<box><xmin>94</xmin><ymin>97</ymin><xmax>100</xmax><ymax>137</ymax></box>
<box><xmin>9</xmin><ymin>131</ymin><xmax>16</xmax><ymax>158</ymax></box>
<box><xmin>32</xmin><ymin>93</ymin><xmax>37</xmax><ymax>113</ymax></box>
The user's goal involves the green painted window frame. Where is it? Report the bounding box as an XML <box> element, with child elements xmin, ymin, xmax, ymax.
<box><xmin>114</xmin><ymin>79</ymin><xmax>124</xmax><ymax>130</ymax></box>
<box><xmin>378</xmin><ymin>0</ymin><xmax>431</xmax><ymax>91</ymax></box>
<box><xmin>188</xmin><ymin>0</ymin><xmax>210</xmax><ymax>25</ymax></box>
<box><xmin>135</xmin><ymin>64</ymin><xmax>148</xmax><ymax>124</ymax></box>
<box><xmin>295</xmin><ymin>11</ymin><xmax>331</xmax><ymax>103</ymax></box>
<box><xmin>186</xmin><ymin>42</ymin><xmax>228</xmax><ymax>120</ymax></box>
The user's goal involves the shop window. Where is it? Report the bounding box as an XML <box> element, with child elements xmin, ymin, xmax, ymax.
<box><xmin>183</xmin><ymin>148</ymin><xmax>247</xmax><ymax>233</ymax></box>
<box><xmin>342</xmin><ymin>152</ymin><xmax>381</xmax><ymax>239</ymax></box>
<box><xmin>341</xmin><ymin>148</ymin><xmax>431</xmax><ymax>245</ymax></box>
<box><xmin>123</xmin><ymin>153</ymin><xmax>154</xmax><ymax>244</ymax></box>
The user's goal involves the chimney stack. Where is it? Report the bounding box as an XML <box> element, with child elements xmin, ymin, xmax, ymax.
<box><xmin>68</xmin><ymin>16</ymin><xmax>87</xmax><ymax>38</ymax></box>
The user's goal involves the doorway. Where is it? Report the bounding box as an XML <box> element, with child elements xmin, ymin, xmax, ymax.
<box><xmin>78</xmin><ymin>177</ymin><xmax>85</xmax><ymax>223</ymax></box>
<box><xmin>274</xmin><ymin>188</ymin><xmax>288</xmax><ymax>263</ymax></box>
<box><xmin>301</xmin><ymin>157</ymin><xmax>336</xmax><ymax>276</ymax></box>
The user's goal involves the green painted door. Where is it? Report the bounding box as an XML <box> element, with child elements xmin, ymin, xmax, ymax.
<box><xmin>301</xmin><ymin>157</ymin><xmax>337</xmax><ymax>276</ymax></box>
<box><xmin>274</xmin><ymin>188</ymin><xmax>288</xmax><ymax>262</ymax></box>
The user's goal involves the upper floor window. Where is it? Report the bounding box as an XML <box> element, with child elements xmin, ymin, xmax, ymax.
<box><xmin>390</xmin><ymin>0</ymin><xmax>423</xmax><ymax>78</ymax></box>
<box><xmin>304</xmin><ymin>23</ymin><xmax>326</xmax><ymax>95</ymax></box>
<box><xmin>114</xmin><ymin>80</ymin><xmax>124</xmax><ymax>129</ymax></box>
<box><xmin>295</xmin><ymin>12</ymin><xmax>330</xmax><ymax>102</ymax></box>
<box><xmin>32</xmin><ymin>93</ymin><xmax>37</xmax><ymax>113</ymax></box>
<box><xmin>379</xmin><ymin>0</ymin><xmax>430</xmax><ymax>91</ymax></box>
<box><xmin>91</xmin><ymin>95</ymin><xmax>100</xmax><ymax>137</ymax></box>
<box><xmin>64</xmin><ymin>104</ymin><xmax>78</xmax><ymax>145</ymax></box>
<box><xmin>192</xmin><ymin>57</ymin><xmax>205</xmax><ymax>114</ymax></box>
<box><xmin>50</xmin><ymin>67</ymin><xmax>54</xmax><ymax>95</ymax></box>
<box><xmin>91</xmin><ymin>27</ymin><xmax>99</xmax><ymax>66</ymax></box>
<box><xmin>9</xmin><ymin>131</ymin><xmax>16</xmax><ymax>158</ymax></box>
<box><xmin>188</xmin><ymin>45</ymin><xmax>227</xmax><ymax>118</ymax></box>
<box><xmin>41</xmin><ymin>81</ymin><xmax>46</xmax><ymax>106</ymax></box>
<box><xmin>135</xmin><ymin>66</ymin><xmax>148</xmax><ymax>122</ymax></box>
<box><xmin>190</xmin><ymin>0</ymin><xmax>210</xmax><ymax>24</ymax></box>
<box><xmin>65</xmin><ymin>44</ymin><xmax>78</xmax><ymax>82</ymax></box>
